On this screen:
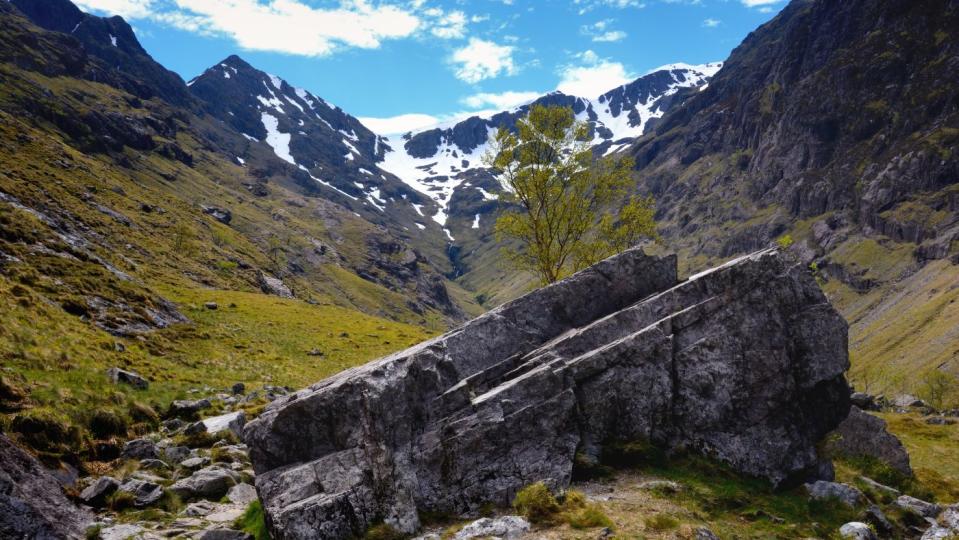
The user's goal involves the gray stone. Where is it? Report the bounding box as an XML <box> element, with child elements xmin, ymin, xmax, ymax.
<box><xmin>139</xmin><ymin>459</ymin><xmax>169</xmax><ymax>470</ymax></box>
<box><xmin>184</xmin><ymin>421</ymin><xmax>208</xmax><ymax>436</ymax></box>
<box><xmin>805</xmin><ymin>481</ymin><xmax>866</xmax><ymax>508</ymax></box>
<box><xmin>839</xmin><ymin>522</ymin><xmax>877</xmax><ymax>540</ymax></box>
<box><xmin>858</xmin><ymin>476</ymin><xmax>900</xmax><ymax>497</ymax></box>
<box><xmin>99</xmin><ymin>523</ymin><xmax>145</xmax><ymax>540</ymax></box>
<box><xmin>199</xmin><ymin>529</ymin><xmax>253</xmax><ymax>540</ymax></box>
<box><xmin>106</xmin><ymin>367</ymin><xmax>149</xmax><ymax>390</ymax></box>
<box><xmin>183</xmin><ymin>500</ymin><xmax>217</xmax><ymax>517</ymax></box>
<box><xmin>895</xmin><ymin>495</ymin><xmax>941</xmax><ymax>518</ymax></box>
<box><xmin>170</xmin><ymin>465</ymin><xmax>241</xmax><ymax>500</ymax></box>
<box><xmin>892</xmin><ymin>394</ymin><xmax>926</xmax><ymax>408</ymax></box>
<box><xmin>180</xmin><ymin>457</ymin><xmax>210</xmax><ymax>470</ymax></box>
<box><xmin>169</xmin><ymin>399</ymin><xmax>212</xmax><ymax>419</ymax></box>
<box><xmin>80</xmin><ymin>476</ymin><xmax>121</xmax><ymax>508</ymax></box>
<box><xmin>925</xmin><ymin>416</ymin><xmax>957</xmax><ymax>426</ymax></box>
<box><xmin>257</xmin><ymin>272</ymin><xmax>294</xmax><ymax>298</ymax></box>
<box><xmin>205</xmin><ymin>302</ymin><xmax>219</xmax><ymax>310</ymax></box>
<box><xmin>122</xmin><ymin>438</ymin><xmax>159</xmax><ymax>460</ymax></box>
<box><xmin>850</xmin><ymin>392</ymin><xmax>878</xmax><ymax>411</ymax></box>
<box><xmin>245</xmin><ymin>248</ymin><xmax>850</xmax><ymax>539</ymax></box>
<box><xmin>202</xmin><ymin>411</ymin><xmax>246</xmax><ymax>438</ymax></box>
<box><xmin>452</xmin><ymin>516</ymin><xmax>530</xmax><ymax>540</ymax></box>
<box><xmin>163</xmin><ymin>445</ymin><xmax>191</xmax><ymax>463</ymax></box>
<box><xmin>921</xmin><ymin>527</ymin><xmax>955</xmax><ymax>540</ymax></box>
<box><xmin>227</xmin><ymin>483</ymin><xmax>258</xmax><ymax>505</ymax></box>
<box><xmin>0</xmin><ymin>434</ymin><xmax>93</xmax><ymax>538</ymax></box>
<box><xmin>162</xmin><ymin>419</ymin><xmax>186</xmax><ymax>433</ymax></box>
<box><xmin>232</xmin><ymin>383</ymin><xmax>246</xmax><ymax>395</ymax></box>
<box><xmin>825</xmin><ymin>406</ymin><xmax>913</xmax><ymax>476</ymax></box>
<box><xmin>941</xmin><ymin>505</ymin><xmax>959</xmax><ymax>530</ymax></box>
<box><xmin>863</xmin><ymin>504</ymin><xmax>894</xmax><ymax>536</ymax></box>
<box><xmin>119</xmin><ymin>478</ymin><xmax>164</xmax><ymax>507</ymax></box>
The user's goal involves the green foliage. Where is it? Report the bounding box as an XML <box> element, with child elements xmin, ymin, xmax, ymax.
<box><xmin>486</xmin><ymin>104</ymin><xmax>658</xmax><ymax>284</ymax></box>
<box><xmin>561</xmin><ymin>490</ymin><xmax>613</xmax><ymax>530</ymax></box>
<box><xmin>645</xmin><ymin>514</ymin><xmax>679</xmax><ymax>531</ymax></box>
<box><xmin>234</xmin><ymin>500</ymin><xmax>271</xmax><ymax>540</ymax></box>
<box><xmin>84</xmin><ymin>524</ymin><xmax>104</xmax><ymax>540</ymax></box>
<box><xmin>513</xmin><ymin>482</ymin><xmax>561</xmax><ymax>524</ymax></box>
<box><xmin>88</xmin><ymin>410</ymin><xmax>128</xmax><ymax>439</ymax></box>
<box><xmin>776</xmin><ymin>234</ymin><xmax>794</xmax><ymax>249</ymax></box>
<box><xmin>106</xmin><ymin>489</ymin><xmax>136</xmax><ymax>511</ymax></box>
<box><xmin>918</xmin><ymin>370</ymin><xmax>957</xmax><ymax>411</ymax></box>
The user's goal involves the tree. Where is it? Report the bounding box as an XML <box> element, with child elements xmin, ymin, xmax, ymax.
<box><xmin>918</xmin><ymin>369</ymin><xmax>956</xmax><ymax>411</ymax></box>
<box><xmin>485</xmin><ymin>104</ymin><xmax>658</xmax><ymax>285</ymax></box>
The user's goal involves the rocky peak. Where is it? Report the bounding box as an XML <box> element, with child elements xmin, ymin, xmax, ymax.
<box><xmin>245</xmin><ymin>247</ymin><xmax>850</xmax><ymax>538</ymax></box>
<box><xmin>10</xmin><ymin>0</ymin><xmax>194</xmax><ymax>107</ymax></box>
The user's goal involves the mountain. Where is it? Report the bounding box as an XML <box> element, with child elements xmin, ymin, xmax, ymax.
<box><xmin>623</xmin><ymin>0</ymin><xmax>959</xmax><ymax>388</ymax></box>
<box><xmin>373</xmin><ymin>63</ymin><xmax>720</xmax><ymax>288</ymax></box>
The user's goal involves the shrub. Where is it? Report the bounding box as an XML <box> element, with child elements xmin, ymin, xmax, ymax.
<box><xmin>776</xmin><ymin>234</ymin><xmax>794</xmax><ymax>249</ymax></box>
<box><xmin>512</xmin><ymin>482</ymin><xmax>561</xmax><ymax>524</ymax></box>
<box><xmin>88</xmin><ymin>410</ymin><xmax>128</xmax><ymax>439</ymax></box>
<box><xmin>127</xmin><ymin>402</ymin><xmax>159</xmax><ymax>426</ymax></box>
<box><xmin>106</xmin><ymin>490</ymin><xmax>136</xmax><ymax>511</ymax></box>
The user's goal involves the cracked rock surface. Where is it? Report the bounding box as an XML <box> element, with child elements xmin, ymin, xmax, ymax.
<box><xmin>245</xmin><ymin>247</ymin><xmax>850</xmax><ymax>539</ymax></box>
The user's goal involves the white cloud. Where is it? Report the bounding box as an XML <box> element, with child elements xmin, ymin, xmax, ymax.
<box><xmin>573</xmin><ymin>0</ymin><xmax>646</xmax><ymax>15</ymax></box>
<box><xmin>428</xmin><ymin>9</ymin><xmax>468</xmax><ymax>39</ymax></box>
<box><xmin>450</xmin><ymin>38</ymin><xmax>516</xmax><ymax>83</ymax></box>
<box><xmin>73</xmin><ymin>0</ymin><xmax>156</xmax><ymax>19</ymax></box>
<box><xmin>159</xmin><ymin>0</ymin><xmax>421</xmax><ymax>56</ymax></box>
<box><xmin>461</xmin><ymin>90</ymin><xmax>540</xmax><ymax>110</ymax></box>
<box><xmin>581</xmin><ymin>19</ymin><xmax>627</xmax><ymax>42</ymax></box>
<box><xmin>702</xmin><ymin>18</ymin><xmax>720</xmax><ymax>27</ymax></box>
<box><xmin>557</xmin><ymin>50</ymin><xmax>632</xmax><ymax>98</ymax></box>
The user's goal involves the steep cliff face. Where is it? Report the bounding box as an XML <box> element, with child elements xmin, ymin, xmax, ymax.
<box><xmin>246</xmin><ymin>248</ymin><xmax>850</xmax><ymax>539</ymax></box>
<box><xmin>624</xmin><ymin>0</ymin><xmax>959</xmax><ymax>385</ymax></box>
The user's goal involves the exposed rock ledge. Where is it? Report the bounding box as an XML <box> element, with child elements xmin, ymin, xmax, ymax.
<box><xmin>245</xmin><ymin>247</ymin><xmax>850</xmax><ymax>539</ymax></box>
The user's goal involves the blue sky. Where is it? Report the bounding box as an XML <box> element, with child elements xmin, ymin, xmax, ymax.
<box><xmin>73</xmin><ymin>0</ymin><xmax>785</xmax><ymax>132</ymax></box>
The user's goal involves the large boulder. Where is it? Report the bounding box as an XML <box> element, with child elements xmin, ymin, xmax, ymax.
<box><xmin>170</xmin><ymin>465</ymin><xmax>241</xmax><ymax>500</ymax></box>
<box><xmin>825</xmin><ymin>406</ymin><xmax>912</xmax><ymax>476</ymax></box>
<box><xmin>0</xmin><ymin>434</ymin><xmax>93</xmax><ymax>538</ymax></box>
<box><xmin>246</xmin><ymin>248</ymin><xmax>850</xmax><ymax>539</ymax></box>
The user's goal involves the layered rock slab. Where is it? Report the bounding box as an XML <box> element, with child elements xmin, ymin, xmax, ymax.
<box><xmin>245</xmin><ymin>248</ymin><xmax>850</xmax><ymax>539</ymax></box>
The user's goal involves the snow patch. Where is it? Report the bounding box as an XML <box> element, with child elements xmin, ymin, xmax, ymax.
<box><xmin>109</xmin><ymin>34</ymin><xmax>117</xmax><ymax>47</ymax></box>
<box><xmin>471</xmin><ymin>214</ymin><xmax>481</xmax><ymax>229</ymax></box>
<box><xmin>261</xmin><ymin>113</ymin><xmax>295</xmax><ymax>165</ymax></box>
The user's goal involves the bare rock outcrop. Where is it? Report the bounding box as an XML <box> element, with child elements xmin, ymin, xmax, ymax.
<box><xmin>245</xmin><ymin>248</ymin><xmax>850</xmax><ymax>539</ymax></box>
<box><xmin>0</xmin><ymin>434</ymin><xmax>93</xmax><ymax>539</ymax></box>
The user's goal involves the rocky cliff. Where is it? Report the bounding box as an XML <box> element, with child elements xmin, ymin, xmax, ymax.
<box><xmin>245</xmin><ymin>248</ymin><xmax>850</xmax><ymax>539</ymax></box>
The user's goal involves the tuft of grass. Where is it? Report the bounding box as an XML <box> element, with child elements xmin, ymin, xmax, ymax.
<box><xmin>512</xmin><ymin>482</ymin><xmax>561</xmax><ymax>524</ymax></box>
<box><xmin>234</xmin><ymin>500</ymin><xmax>270</xmax><ymax>540</ymax></box>
<box><xmin>363</xmin><ymin>522</ymin><xmax>405</xmax><ymax>540</ymax></box>
<box><xmin>106</xmin><ymin>490</ymin><xmax>136</xmax><ymax>512</ymax></box>
<box><xmin>645</xmin><ymin>514</ymin><xmax>680</xmax><ymax>531</ymax></box>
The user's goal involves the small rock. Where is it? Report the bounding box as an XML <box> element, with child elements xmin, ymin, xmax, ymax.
<box><xmin>858</xmin><ymin>476</ymin><xmax>900</xmax><ymax>497</ymax></box>
<box><xmin>139</xmin><ymin>458</ymin><xmax>169</xmax><ymax>470</ymax></box>
<box><xmin>180</xmin><ymin>456</ymin><xmax>210</xmax><ymax>470</ymax></box>
<box><xmin>941</xmin><ymin>505</ymin><xmax>959</xmax><ymax>529</ymax></box>
<box><xmin>922</xmin><ymin>527</ymin><xmax>955</xmax><ymax>540</ymax></box>
<box><xmin>168</xmin><ymin>399</ymin><xmax>212</xmax><ymax>420</ymax></box>
<box><xmin>925</xmin><ymin>417</ymin><xmax>957</xmax><ymax>426</ymax></box>
<box><xmin>892</xmin><ymin>394</ymin><xmax>927</xmax><ymax>408</ymax></box>
<box><xmin>162</xmin><ymin>419</ymin><xmax>186</xmax><ymax>433</ymax></box>
<box><xmin>257</xmin><ymin>271</ymin><xmax>293</xmax><ymax>298</ymax></box>
<box><xmin>850</xmin><ymin>392</ymin><xmax>878</xmax><ymax>411</ymax></box>
<box><xmin>863</xmin><ymin>504</ymin><xmax>894</xmax><ymax>536</ymax></box>
<box><xmin>119</xmin><ymin>478</ymin><xmax>164</xmax><ymax>507</ymax></box>
<box><xmin>79</xmin><ymin>476</ymin><xmax>120</xmax><ymax>508</ymax></box>
<box><xmin>231</xmin><ymin>383</ymin><xmax>245</xmax><ymax>395</ymax></box>
<box><xmin>202</xmin><ymin>411</ymin><xmax>246</xmax><ymax>438</ymax></box>
<box><xmin>825</xmin><ymin>406</ymin><xmax>913</xmax><ymax>476</ymax></box>
<box><xmin>693</xmin><ymin>527</ymin><xmax>720</xmax><ymax>540</ymax></box>
<box><xmin>121</xmin><ymin>438</ymin><xmax>159</xmax><ymax>460</ymax></box>
<box><xmin>162</xmin><ymin>445</ymin><xmax>191</xmax><ymax>463</ymax></box>
<box><xmin>183</xmin><ymin>500</ymin><xmax>217</xmax><ymax>517</ymax></box>
<box><xmin>227</xmin><ymin>483</ymin><xmax>257</xmax><ymax>505</ymax></box>
<box><xmin>201</xmin><ymin>205</ymin><xmax>232</xmax><ymax>225</ymax></box>
<box><xmin>199</xmin><ymin>529</ymin><xmax>253</xmax><ymax>540</ymax></box>
<box><xmin>452</xmin><ymin>516</ymin><xmax>530</xmax><ymax>540</ymax></box>
<box><xmin>638</xmin><ymin>480</ymin><xmax>682</xmax><ymax>493</ymax></box>
<box><xmin>839</xmin><ymin>522</ymin><xmax>877</xmax><ymax>540</ymax></box>
<box><xmin>895</xmin><ymin>495</ymin><xmax>942</xmax><ymax>518</ymax></box>
<box><xmin>99</xmin><ymin>524</ymin><xmax>145</xmax><ymax>540</ymax></box>
<box><xmin>184</xmin><ymin>421</ymin><xmax>208</xmax><ymax>436</ymax></box>
<box><xmin>169</xmin><ymin>465</ymin><xmax>240</xmax><ymax>500</ymax></box>
<box><xmin>205</xmin><ymin>302</ymin><xmax>219</xmax><ymax>310</ymax></box>
<box><xmin>306</xmin><ymin>348</ymin><xmax>324</xmax><ymax>357</ymax></box>
<box><xmin>805</xmin><ymin>481</ymin><xmax>865</xmax><ymax>508</ymax></box>
<box><xmin>106</xmin><ymin>367</ymin><xmax>148</xmax><ymax>390</ymax></box>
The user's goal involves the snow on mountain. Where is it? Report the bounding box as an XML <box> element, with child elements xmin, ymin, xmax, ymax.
<box><xmin>373</xmin><ymin>63</ymin><xmax>722</xmax><ymax>236</ymax></box>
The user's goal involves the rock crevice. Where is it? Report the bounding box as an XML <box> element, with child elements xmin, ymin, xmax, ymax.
<box><xmin>245</xmin><ymin>248</ymin><xmax>850</xmax><ymax>539</ymax></box>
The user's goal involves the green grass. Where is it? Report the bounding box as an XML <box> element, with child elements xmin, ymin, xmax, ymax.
<box><xmin>235</xmin><ymin>500</ymin><xmax>270</xmax><ymax>540</ymax></box>
<box><xmin>881</xmin><ymin>413</ymin><xmax>959</xmax><ymax>502</ymax></box>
